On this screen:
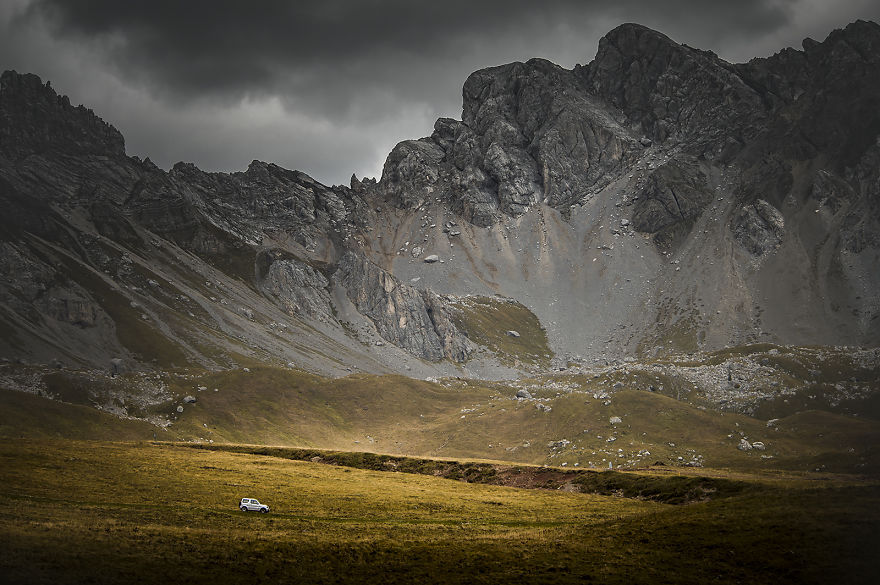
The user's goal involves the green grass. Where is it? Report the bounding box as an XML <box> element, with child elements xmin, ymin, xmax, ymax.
<box><xmin>449</xmin><ymin>296</ymin><xmax>553</xmax><ymax>368</ymax></box>
<box><xmin>0</xmin><ymin>388</ymin><xmax>157</xmax><ymax>441</ymax></box>
<box><xmin>162</xmin><ymin>367</ymin><xmax>494</xmax><ymax>448</ymax></box>
<box><xmin>0</xmin><ymin>438</ymin><xmax>877</xmax><ymax>584</ymax></box>
<box><xmin>2</xmin><ymin>358</ymin><xmax>878</xmax><ymax>583</ymax></box>
<box><xmin>186</xmin><ymin>443</ymin><xmax>502</xmax><ymax>484</ymax></box>
<box><xmin>7</xmin><ymin>364</ymin><xmax>878</xmax><ymax>475</ymax></box>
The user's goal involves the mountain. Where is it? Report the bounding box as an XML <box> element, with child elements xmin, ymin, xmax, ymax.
<box><xmin>1</xmin><ymin>21</ymin><xmax>879</xmax><ymax>388</ymax></box>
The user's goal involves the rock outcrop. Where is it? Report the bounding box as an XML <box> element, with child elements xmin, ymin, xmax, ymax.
<box><xmin>0</xmin><ymin>70</ymin><xmax>125</xmax><ymax>160</ymax></box>
<box><xmin>631</xmin><ymin>158</ymin><xmax>711</xmax><ymax>234</ymax></box>
<box><xmin>259</xmin><ymin>255</ymin><xmax>333</xmax><ymax>322</ymax></box>
<box><xmin>377</xmin><ymin>57</ymin><xmax>643</xmax><ymax>223</ymax></box>
<box><xmin>333</xmin><ymin>252</ymin><xmax>473</xmax><ymax>362</ymax></box>
<box><xmin>732</xmin><ymin>199</ymin><xmax>785</xmax><ymax>257</ymax></box>
<box><xmin>582</xmin><ymin>23</ymin><xmax>767</xmax><ymax>147</ymax></box>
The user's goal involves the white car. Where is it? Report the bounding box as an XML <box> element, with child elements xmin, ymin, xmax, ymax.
<box><xmin>239</xmin><ymin>498</ymin><xmax>269</xmax><ymax>513</ymax></box>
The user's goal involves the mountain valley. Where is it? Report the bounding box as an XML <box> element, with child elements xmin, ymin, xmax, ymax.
<box><xmin>1</xmin><ymin>19</ymin><xmax>880</xmax><ymax>584</ymax></box>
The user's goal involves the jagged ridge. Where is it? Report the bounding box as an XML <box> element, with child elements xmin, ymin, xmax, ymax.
<box><xmin>0</xmin><ymin>21</ymin><xmax>878</xmax><ymax>379</ymax></box>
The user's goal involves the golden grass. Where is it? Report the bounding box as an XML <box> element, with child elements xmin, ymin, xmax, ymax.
<box><xmin>0</xmin><ymin>388</ymin><xmax>157</xmax><ymax>441</ymax></box>
<box><xmin>8</xmin><ymin>364</ymin><xmax>878</xmax><ymax>475</ymax></box>
<box><xmin>0</xmin><ymin>438</ymin><xmax>877</xmax><ymax>584</ymax></box>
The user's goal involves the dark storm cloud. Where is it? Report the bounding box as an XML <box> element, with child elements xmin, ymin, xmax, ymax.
<box><xmin>3</xmin><ymin>0</ymin><xmax>879</xmax><ymax>183</ymax></box>
<box><xmin>22</xmin><ymin>0</ymin><xmax>794</xmax><ymax>115</ymax></box>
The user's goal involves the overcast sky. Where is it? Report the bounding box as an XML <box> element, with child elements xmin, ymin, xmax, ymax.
<box><xmin>2</xmin><ymin>0</ymin><xmax>879</xmax><ymax>185</ymax></box>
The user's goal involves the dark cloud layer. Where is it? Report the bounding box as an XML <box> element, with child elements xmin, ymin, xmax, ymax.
<box><xmin>3</xmin><ymin>1</ymin><xmax>879</xmax><ymax>183</ymax></box>
<box><xmin>22</xmin><ymin>0</ymin><xmax>793</xmax><ymax>111</ymax></box>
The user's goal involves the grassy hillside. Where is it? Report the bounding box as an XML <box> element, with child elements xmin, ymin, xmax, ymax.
<box><xmin>3</xmin><ymin>364</ymin><xmax>878</xmax><ymax>475</ymax></box>
<box><xmin>158</xmin><ymin>368</ymin><xmax>880</xmax><ymax>475</ymax></box>
<box><xmin>449</xmin><ymin>295</ymin><xmax>553</xmax><ymax>369</ymax></box>
<box><xmin>0</xmin><ymin>387</ymin><xmax>157</xmax><ymax>441</ymax></box>
<box><xmin>0</xmin><ymin>439</ymin><xmax>877</xmax><ymax>584</ymax></box>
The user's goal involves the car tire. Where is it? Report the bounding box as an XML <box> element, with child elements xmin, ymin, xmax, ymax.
<box><xmin>240</xmin><ymin>506</ymin><xmax>248</xmax><ymax>512</ymax></box>
<box><xmin>260</xmin><ymin>508</ymin><xmax>268</xmax><ymax>513</ymax></box>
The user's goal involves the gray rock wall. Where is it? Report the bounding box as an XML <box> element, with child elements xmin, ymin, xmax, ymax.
<box><xmin>333</xmin><ymin>252</ymin><xmax>473</xmax><ymax>362</ymax></box>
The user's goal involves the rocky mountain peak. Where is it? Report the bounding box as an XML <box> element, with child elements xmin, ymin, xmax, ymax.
<box><xmin>0</xmin><ymin>20</ymin><xmax>878</xmax><ymax>378</ymax></box>
<box><xmin>582</xmin><ymin>23</ymin><xmax>765</xmax><ymax>144</ymax></box>
<box><xmin>591</xmin><ymin>22</ymin><xmax>679</xmax><ymax>60</ymax></box>
<box><xmin>737</xmin><ymin>18</ymin><xmax>880</xmax><ymax>172</ymax></box>
<box><xmin>826</xmin><ymin>19</ymin><xmax>880</xmax><ymax>58</ymax></box>
<box><xmin>0</xmin><ymin>70</ymin><xmax>125</xmax><ymax>160</ymax></box>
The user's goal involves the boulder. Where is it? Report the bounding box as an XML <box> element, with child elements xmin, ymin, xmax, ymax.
<box><xmin>109</xmin><ymin>357</ymin><xmax>125</xmax><ymax>376</ymax></box>
<box><xmin>631</xmin><ymin>158</ymin><xmax>712</xmax><ymax>235</ymax></box>
<box><xmin>515</xmin><ymin>389</ymin><xmax>533</xmax><ymax>400</ymax></box>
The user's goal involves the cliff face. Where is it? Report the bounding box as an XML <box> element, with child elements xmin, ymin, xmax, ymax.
<box><xmin>1</xmin><ymin>20</ymin><xmax>879</xmax><ymax>377</ymax></box>
<box><xmin>333</xmin><ymin>252</ymin><xmax>474</xmax><ymax>363</ymax></box>
<box><xmin>372</xmin><ymin>20</ymin><xmax>880</xmax><ymax>359</ymax></box>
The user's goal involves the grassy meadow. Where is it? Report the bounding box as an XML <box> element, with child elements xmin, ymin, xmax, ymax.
<box><xmin>1</xmin><ymin>438</ymin><xmax>878</xmax><ymax>584</ymax></box>
<box><xmin>16</xmin><ymin>361</ymin><xmax>876</xmax><ymax>474</ymax></box>
<box><xmin>1</xmin><ymin>356</ymin><xmax>879</xmax><ymax>583</ymax></box>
